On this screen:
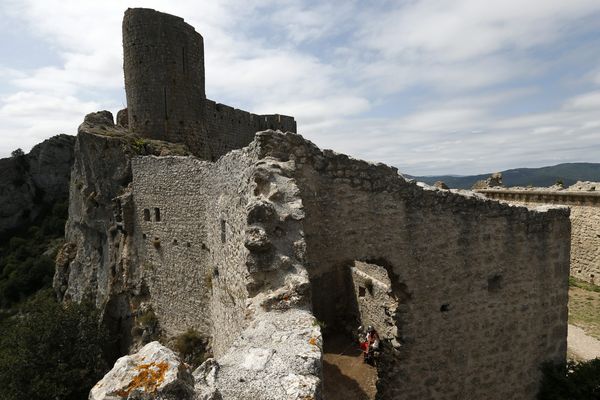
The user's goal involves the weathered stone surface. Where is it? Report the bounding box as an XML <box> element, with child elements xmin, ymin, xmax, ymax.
<box><xmin>472</xmin><ymin>172</ymin><xmax>503</xmax><ymax>189</ymax></box>
<box><xmin>433</xmin><ymin>180</ymin><xmax>449</xmax><ymax>189</ymax></box>
<box><xmin>210</xmin><ymin>309</ymin><xmax>322</xmax><ymax>400</ymax></box>
<box><xmin>117</xmin><ymin>108</ymin><xmax>129</xmax><ymax>128</ymax></box>
<box><xmin>90</xmin><ymin>341</ymin><xmax>194</xmax><ymax>400</ymax></box>
<box><xmin>123</xmin><ymin>8</ymin><xmax>295</xmax><ymax>161</ymax></box>
<box><xmin>478</xmin><ymin>185</ymin><xmax>600</xmax><ymax>284</ymax></box>
<box><xmin>0</xmin><ymin>134</ymin><xmax>75</xmax><ymax>236</ymax></box>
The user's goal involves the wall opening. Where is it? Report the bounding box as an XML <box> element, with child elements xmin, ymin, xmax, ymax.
<box><xmin>487</xmin><ymin>274</ymin><xmax>503</xmax><ymax>292</ymax></box>
<box><xmin>220</xmin><ymin>219</ymin><xmax>226</xmax><ymax>243</ymax></box>
<box><xmin>319</xmin><ymin>260</ymin><xmax>401</xmax><ymax>400</ymax></box>
<box><xmin>154</xmin><ymin>207</ymin><xmax>161</xmax><ymax>222</ymax></box>
<box><xmin>143</xmin><ymin>209</ymin><xmax>151</xmax><ymax>221</ymax></box>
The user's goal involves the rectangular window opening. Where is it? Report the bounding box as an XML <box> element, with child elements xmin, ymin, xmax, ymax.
<box><xmin>143</xmin><ymin>209</ymin><xmax>151</xmax><ymax>221</ymax></box>
<box><xmin>154</xmin><ymin>208</ymin><xmax>161</xmax><ymax>222</ymax></box>
<box><xmin>358</xmin><ymin>286</ymin><xmax>366</xmax><ymax>297</ymax></box>
<box><xmin>220</xmin><ymin>219</ymin><xmax>226</xmax><ymax>243</ymax></box>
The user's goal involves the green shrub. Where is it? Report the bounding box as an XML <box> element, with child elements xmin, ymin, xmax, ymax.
<box><xmin>173</xmin><ymin>329</ymin><xmax>209</xmax><ymax>367</ymax></box>
<box><xmin>538</xmin><ymin>359</ymin><xmax>600</xmax><ymax>399</ymax></box>
<box><xmin>0</xmin><ymin>291</ymin><xmax>110</xmax><ymax>400</ymax></box>
<box><xmin>0</xmin><ymin>200</ymin><xmax>67</xmax><ymax>307</ymax></box>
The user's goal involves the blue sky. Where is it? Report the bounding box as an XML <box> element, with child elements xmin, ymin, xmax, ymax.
<box><xmin>1</xmin><ymin>0</ymin><xmax>600</xmax><ymax>175</ymax></box>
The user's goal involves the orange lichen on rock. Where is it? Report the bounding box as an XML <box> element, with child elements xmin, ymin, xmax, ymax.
<box><xmin>114</xmin><ymin>361</ymin><xmax>170</xmax><ymax>397</ymax></box>
<box><xmin>308</xmin><ymin>337</ymin><xmax>318</xmax><ymax>346</ymax></box>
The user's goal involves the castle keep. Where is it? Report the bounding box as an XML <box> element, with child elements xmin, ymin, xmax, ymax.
<box><xmin>123</xmin><ymin>8</ymin><xmax>296</xmax><ymax>160</ymax></box>
<box><xmin>55</xmin><ymin>8</ymin><xmax>571</xmax><ymax>400</ymax></box>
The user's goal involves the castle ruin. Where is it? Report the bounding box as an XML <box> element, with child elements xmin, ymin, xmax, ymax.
<box><xmin>122</xmin><ymin>8</ymin><xmax>296</xmax><ymax>161</ymax></box>
<box><xmin>55</xmin><ymin>8</ymin><xmax>571</xmax><ymax>400</ymax></box>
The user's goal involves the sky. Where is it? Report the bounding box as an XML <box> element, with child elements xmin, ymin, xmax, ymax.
<box><xmin>1</xmin><ymin>0</ymin><xmax>600</xmax><ymax>176</ymax></box>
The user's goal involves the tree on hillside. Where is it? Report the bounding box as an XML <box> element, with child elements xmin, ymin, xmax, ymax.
<box><xmin>10</xmin><ymin>148</ymin><xmax>24</xmax><ymax>158</ymax></box>
<box><xmin>0</xmin><ymin>291</ymin><xmax>111</xmax><ymax>400</ymax></box>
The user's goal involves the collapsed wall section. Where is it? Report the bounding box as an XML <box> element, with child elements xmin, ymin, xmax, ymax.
<box><xmin>255</xmin><ymin>131</ymin><xmax>570</xmax><ymax>400</ymax></box>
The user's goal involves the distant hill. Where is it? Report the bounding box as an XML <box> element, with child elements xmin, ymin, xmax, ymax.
<box><xmin>408</xmin><ymin>163</ymin><xmax>600</xmax><ymax>189</ymax></box>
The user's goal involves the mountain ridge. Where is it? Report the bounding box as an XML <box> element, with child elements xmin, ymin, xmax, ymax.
<box><xmin>407</xmin><ymin>162</ymin><xmax>600</xmax><ymax>189</ymax></box>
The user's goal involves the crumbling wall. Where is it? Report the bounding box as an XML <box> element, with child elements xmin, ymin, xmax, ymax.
<box><xmin>350</xmin><ymin>261</ymin><xmax>397</xmax><ymax>340</ymax></box>
<box><xmin>129</xmin><ymin>133</ymin><xmax>322</xmax><ymax>398</ymax></box>
<box><xmin>255</xmin><ymin>131</ymin><xmax>570</xmax><ymax>400</ymax></box>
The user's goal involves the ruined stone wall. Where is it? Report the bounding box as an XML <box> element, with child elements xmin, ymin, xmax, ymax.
<box><xmin>130</xmin><ymin>152</ymin><xmax>256</xmax><ymax>344</ymax></box>
<box><xmin>477</xmin><ymin>189</ymin><xmax>600</xmax><ymax>284</ymax></box>
<box><xmin>131</xmin><ymin>157</ymin><xmax>213</xmax><ymax>336</ymax></box>
<box><xmin>201</xmin><ymin>99</ymin><xmax>296</xmax><ymax>161</ymax></box>
<box><xmin>255</xmin><ymin>131</ymin><xmax>570</xmax><ymax>400</ymax></box>
<box><xmin>123</xmin><ymin>8</ymin><xmax>205</xmax><ymax>147</ymax></box>
<box><xmin>350</xmin><ymin>261</ymin><xmax>397</xmax><ymax>341</ymax></box>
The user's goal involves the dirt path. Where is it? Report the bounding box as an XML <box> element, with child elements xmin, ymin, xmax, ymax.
<box><xmin>322</xmin><ymin>334</ymin><xmax>378</xmax><ymax>400</ymax></box>
<box><xmin>567</xmin><ymin>324</ymin><xmax>600</xmax><ymax>361</ymax></box>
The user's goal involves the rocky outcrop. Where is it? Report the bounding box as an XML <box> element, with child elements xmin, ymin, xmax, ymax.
<box><xmin>90</xmin><ymin>341</ymin><xmax>195</xmax><ymax>400</ymax></box>
<box><xmin>91</xmin><ymin>310</ymin><xmax>322</xmax><ymax>400</ymax></box>
<box><xmin>54</xmin><ymin>111</ymin><xmax>195</xmax><ymax>355</ymax></box>
<box><xmin>0</xmin><ymin>134</ymin><xmax>75</xmax><ymax>237</ymax></box>
<box><xmin>471</xmin><ymin>172</ymin><xmax>503</xmax><ymax>189</ymax></box>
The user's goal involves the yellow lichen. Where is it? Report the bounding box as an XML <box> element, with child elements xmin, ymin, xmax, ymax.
<box><xmin>308</xmin><ymin>337</ymin><xmax>318</xmax><ymax>346</ymax></box>
<box><xmin>114</xmin><ymin>361</ymin><xmax>169</xmax><ymax>397</ymax></box>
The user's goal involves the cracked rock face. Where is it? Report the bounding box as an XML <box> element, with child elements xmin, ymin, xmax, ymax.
<box><xmin>90</xmin><ymin>341</ymin><xmax>194</xmax><ymax>400</ymax></box>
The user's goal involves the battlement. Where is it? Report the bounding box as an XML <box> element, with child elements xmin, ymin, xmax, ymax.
<box><xmin>122</xmin><ymin>8</ymin><xmax>296</xmax><ymax>160</ymax></box>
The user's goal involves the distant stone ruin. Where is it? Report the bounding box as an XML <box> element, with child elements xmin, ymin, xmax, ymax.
<box><xmin>55</xmin><ymin>8</ymin><xmax>571</xmax><ymax>400</ymax></box>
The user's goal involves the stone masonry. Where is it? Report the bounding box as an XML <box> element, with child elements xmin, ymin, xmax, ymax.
<box><xmin>478</xmin><ymin>186</ymin><xmax>600</xmax><ymax>284</ymax></box>
<box><xmin>123</xmin><ymin>8</ymin><xmax>296</xmax><ymax>161</ymax></box>
<box><xmin>53</xmin><ymin>8</ymin><xmax>572</xmax><ymax>400</ymax></box>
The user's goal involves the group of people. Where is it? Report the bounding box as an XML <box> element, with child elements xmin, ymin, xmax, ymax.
<box><xmin>359</xmin><ymin>325</ymin><xmax>381</xmax><ymax>365</ymax></box>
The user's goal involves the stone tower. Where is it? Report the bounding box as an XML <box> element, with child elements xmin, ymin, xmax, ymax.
<box><xmin>123</xmin><ymin>8</ymin><xmax>205</xmax><ymax>145</ymax></box>
<box><xmin>122</xmin><ymin>8</ymin><xmax>296</xmax><ymax>160</ymax></box>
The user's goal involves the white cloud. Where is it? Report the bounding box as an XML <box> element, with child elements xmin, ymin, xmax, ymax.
<box><xmin>0</xmin><ymin>0</ymin><xmax>599</xmax><ymax>175</ymax></box>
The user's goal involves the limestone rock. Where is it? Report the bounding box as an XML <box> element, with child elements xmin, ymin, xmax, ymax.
<box><xmin>90</xmin><ymin>341</ymin><xmax>194</xmax><ymax>400</ymax></box>
<box><xmin>434</xmin><ymin>180</ymin><xmax>449</xmax><ymax>190</ymax></box>
<box><xmin>117</xmin><ymin>108</ymin><xmax>129</xmax><ymax>128</ymax></box>
<box><xmin>0</xmin><ymin>134</ymin><xmax>75</xmax><ymax>236</ymax></box>
<box><xmin>84</xmin><ymin>110</ymin><xmax>115</xmax><ymax>127</ymax></box>
<box><xmin>193</xmin><ymin>359</ymin><xmax>222</xmax><ymax>400</ymax></box>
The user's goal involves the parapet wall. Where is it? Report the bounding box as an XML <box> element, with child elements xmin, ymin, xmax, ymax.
<box><xmin>479</xmin><ymin>188</ymin><xmax>600</xmax><ymax>284</ymax></box>
<box><xmin>254</xmin><ymin>131</ymin><xmax>570</xmax><ymax>400</ymax></box>
<box><xmin>199</xmin><ymin>99</ymin><xmax>296</xmax><ymax>161</ymax></box>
